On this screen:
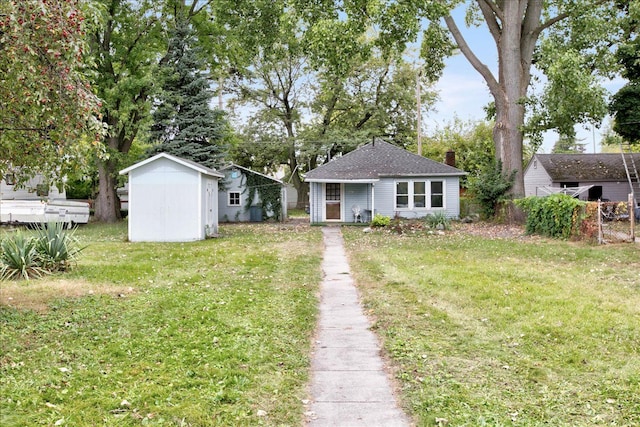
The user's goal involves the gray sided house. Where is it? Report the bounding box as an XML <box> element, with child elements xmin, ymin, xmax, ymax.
<box><xmin>305</xmin><ymin>139</ymin><xmax>466</xmax><ymax>224</ymax></box>
<box><xmin>218</xmin><ymin>164</ymin><xmax>287</xmax><ymax>222</ymax></box>
<box><xmin>524</xmin><ymin>153</ymin><xmax>640</xmax><ymax>202</ymax></box>
<box><xmin>119</xmin><ymin>153</ymin><xmax>223</xmax><ymax>242</ymax></box>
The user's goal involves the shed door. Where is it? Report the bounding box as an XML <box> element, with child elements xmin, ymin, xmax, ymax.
<box><xmin>325</xmin><ymin>183</ymin><xmax>341</xmax><ymax>220</ymax></box>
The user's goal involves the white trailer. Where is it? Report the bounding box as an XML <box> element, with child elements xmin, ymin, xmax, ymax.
<box><xmin>0</xmin><ymin>199</ymin><xmax>90</xmax><ymax>225</ymax></box>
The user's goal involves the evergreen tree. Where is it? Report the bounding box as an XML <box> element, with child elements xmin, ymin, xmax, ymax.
<box><xmin>552</xmin><ymin>133</ymin><xmax>587</xmax><ymax>153</ymax></box>
<box><xmin>149</xmin><ymin>18</ymin><xmax>229</xmax><ymax>169</ymax></box>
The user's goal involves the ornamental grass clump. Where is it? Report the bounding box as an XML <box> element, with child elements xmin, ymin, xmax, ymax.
<box><xmin>34</xmin><ymin>221</ymin><xmax>83</xmax><ymax>272</ymax></box>
<box><xmin>424</xmin><ymin>212</ymin><xmax>451</xmax><ymax>230</ymax></box>
<box><xmin>0</xmin><ymin>222</ymin><xmax>83</xmax><ymax>280</ymax></box>
<box><xmin>0</xmin><ymin>230</ymin><xmax>46</xmax><ymax>280</ymax></box>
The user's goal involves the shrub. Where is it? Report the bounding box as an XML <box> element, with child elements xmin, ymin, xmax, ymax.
<box><xmin>424</xmin><ymin>212</ymin><xmax>451</xmax><ymax>230</ymax></box>
<box><xmin>0</xmin><ymin>222</ymin><xmax>83</xmax><ymax>280</ymax></box>
<box><xmin>371</xmin><ymin>213</ymin><xmax>391</xmax><ymax>227</ymax></box>
<box><xmin>467</xmin><ymin>160</ymin><xmax>516</xmax><ymax>219</ymax></box>
<box><xmin>0</xmin><ymin>231</ymin><xmax>46</xmax><ymax>280</ymax></box>
<box><xmin>515</xmin><ymin>194</ymin><xmax>586</xmax><ymax>239</ymax></box>
<box><xmin>34</xmin><ymin>222</ymin><xmax>83</xmax><ymax>272</ymax></box>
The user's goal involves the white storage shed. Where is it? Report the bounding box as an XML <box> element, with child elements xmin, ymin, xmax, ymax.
<box><xmin>119</xmin><ymin>153</ymin><xmax>224</xmax><ymax>242</ymax></box>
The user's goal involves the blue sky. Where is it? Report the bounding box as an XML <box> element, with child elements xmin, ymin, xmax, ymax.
<box><xmin>425</xmin><ymin>6</ymin><xmax>626</xmax><ymax>154</ymax></box>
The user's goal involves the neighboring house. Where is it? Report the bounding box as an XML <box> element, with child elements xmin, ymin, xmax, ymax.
<box><xmin>119</xmin><ymin>153</ymin><xmax>223</xmax><ymax>242</ymax></box>
<box><xmin>524</xmin><ymin>153</ymin><xmax>640</xmax><ymax>203</ymax></box>
<box><xmin>304</xmin><ymin>138</ymin><xmax>466</xmax><ymax>224</ymax></box>
<box><xmin>218</xmin><ymin>163</ymin><xmax>287</xmax><ymax>222</ymax></box>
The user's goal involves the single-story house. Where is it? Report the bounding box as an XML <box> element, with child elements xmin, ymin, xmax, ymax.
<box><xmin>119</xmin><ymin>153</ymin><xmax>223</xmax><ymax>242</ymax></box>
<box><xmin>218</xmin><ymin>163</ymin><xmax>287</xmax><ymax>222</ymax></box>
<box><xmin>524</xmin><ymin>153</ymin><xmax>640</xmax><ymax>203</ymax></box>
<box><xmin>304</xmin><ymin>138</ymin><xmax>466</xmax><ymax>224</ymax></box>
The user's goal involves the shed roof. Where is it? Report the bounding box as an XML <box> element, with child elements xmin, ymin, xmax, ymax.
<box><xmin>119</xmin><ymin>152</ymin><xmax>224</xmax><ymax>178</ymax></box>
<box><xmin>305</xmin><ymin>139</ymin><xmax>466</xmax><ymax>182</ymax></box>
<box><xmin>532</xmin><ymin>153</ymin><xmax>640</xmax><ymax>182</ymax></box>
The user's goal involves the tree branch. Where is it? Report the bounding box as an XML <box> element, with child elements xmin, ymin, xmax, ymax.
<box><xmin>477</xmin><ymin>0</ymin><xmax>502</xmax><ymax>45</ymax></box>
<box><xmin>444</xmin><ymin>14</ymin><xmax>502</xmax><ymax>98</ymax></box>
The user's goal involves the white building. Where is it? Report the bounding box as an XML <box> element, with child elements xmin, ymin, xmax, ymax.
<box><xmin>119</xmin><ymin>153</ymin><xmax>223</xmax><ymax>242</ymax></box>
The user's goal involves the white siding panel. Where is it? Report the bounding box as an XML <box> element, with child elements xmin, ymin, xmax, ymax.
<box><xmin>128</xmin><ymin>158</ymin><xmax>201</xmax><ymax>242</ymax></box>
<box><xmin>524</xmin><ymin>157</ymin><xmax>554</xmax><ymax>197</ymax></box>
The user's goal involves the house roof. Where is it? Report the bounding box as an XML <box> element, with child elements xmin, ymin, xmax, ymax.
<box><xmin>220</xmin><ymin>163</ymin><xmax>283</xmax><ymax>184</ymax></box>
<box><xmin>304</xmin><ymin>139</ymin><xmax>466</xmax><ymax>182</ymax></box>
<box><xmin>531</xmin><ymin>153</ymin><xmax>640</xmax><ymax>182</ymax></box>
<box><xmin>119</xmin><ymin>152</ymin><xmax>224</xmax><ymax>178</ymax></box>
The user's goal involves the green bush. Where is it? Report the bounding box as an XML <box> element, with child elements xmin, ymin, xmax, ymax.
<box><xmin>371</xmin><ymin>213</ymin><xmax>391</xmax><ymax>227</ymax></box>
<box><xmin>467</xmin><ymin>160</ymin><xmax>516</xmax><ymax>219</ymax></box>
<box><xmin>1</xmin><ymin>222</ymin><xmax>83</xmax><ymax>280</ymax></box>
<box><xmin>424</xmin><ymin>212</ymin><xmax>451</xmax><ymax>230</ymax></box>
<box><xmin>0</xmin><ymin>231</ymin><xmax>46</xmax><ymax>280</ymax></box>
<box><xmin>515</xmin><ymin>194</ymin><xmax>586</xmax><ymax>239</ymax></box>
<box><xmin>34</xmin><ymin>222</ymin><xmax>83</xmax><ymax>272</ymax></box>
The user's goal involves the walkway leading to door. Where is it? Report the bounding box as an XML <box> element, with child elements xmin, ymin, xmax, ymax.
<box><xmin>305</xmin><ymin>227</ymin><xmax>411</xmax><ymax>427</ymax></box>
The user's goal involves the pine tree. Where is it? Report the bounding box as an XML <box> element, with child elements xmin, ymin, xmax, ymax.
<box><xmin>149</xmin><ymin>18</ymin><xmax>229</xmax><ymax>168</ymax></box>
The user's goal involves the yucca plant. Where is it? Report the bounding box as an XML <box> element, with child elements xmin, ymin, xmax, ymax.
<box><xmin>0</xmin><ymin>231</ymin><xmax>46</xmax><ymax>280</ymax></box>
<box><xmin>34</xmin><ymin>222</ymin><xmax>83</xmax><ymax>272</ymax></box>
<box><xmin>424</xmin><ymin>211</ymin><xmax>451</xmax><ymax>230</ymax></box>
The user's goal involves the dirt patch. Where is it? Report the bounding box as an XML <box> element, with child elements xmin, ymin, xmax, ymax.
<box><xmin>0</xmin><ymin>279</ymin><xmax>134</xmax><ymax>313</ymax></box>
<box><xmin>453</xmin><ymin>222</ymin><xmax>531</xmax><ymax>240</ymax></box>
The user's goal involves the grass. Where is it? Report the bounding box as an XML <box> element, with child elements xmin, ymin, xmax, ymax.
<box><xmin>2</xmin><ymin>220</ymin><xmax>639</xmax><ymax>426</ymax></box>
<box><xmin>0</xmin><ymin>222</ymin><xmax>323</xmax><ymax>426</ymax></box>
<box><xmin>342</xmin><ymin>227</ymin><xmax>640</xmax><ymax>427</ymax></box>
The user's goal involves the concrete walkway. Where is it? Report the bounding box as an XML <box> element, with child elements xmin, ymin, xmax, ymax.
<box><xmin>305</xmin><ymin>227</ymin><xmax>411</xmax><ymax>427</ymax></box>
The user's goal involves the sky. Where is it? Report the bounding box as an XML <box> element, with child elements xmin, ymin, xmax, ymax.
<box><xmin>424</xmin><ymin>6</ymin><xmax>627</xmax><ymax>154</ymax></box>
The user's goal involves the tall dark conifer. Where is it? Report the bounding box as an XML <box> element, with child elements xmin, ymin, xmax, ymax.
<box><xmin>149</xmin><ymin>18</ymin><xmax>230</xmax><ymax>168</ymax></box>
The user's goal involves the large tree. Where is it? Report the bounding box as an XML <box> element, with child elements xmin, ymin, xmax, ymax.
<box><xmin>89</xmin><ymin>0</ymin><xmax>282</xmax><ymax>222</ymax></box>
<box><xmin>0</xmin><ymin>0</ymin><xmax>101</xmax><ymax>185</ymax></box>
<box><xmin>230</xmin><ymin>23</ymin><xmax>431</xmax><ymax>208</ymax></box>
<box><xmin>609</xmin><ymin>0</ymin><xmax>640</xmax><ymax>145</ymax></box>
<box><xmin>89</xmin><ymin>0</ymin><xmax>165</xmax><ymax>222</ymax></box>
<box><xmin>438</xmin><ymin>1</ymin><xmax>620</xmax><ymax>200</ymax></box>
<box><xmin>148</xmin><ymin>17</ymin><xmax>231</xmax><ymax>168</ymax></box>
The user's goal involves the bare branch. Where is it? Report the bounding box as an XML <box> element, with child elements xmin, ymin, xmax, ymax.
<box><xmin>477</xmin><ymin>0</ymin><xmax>502</xmax><ymax>45</ymax></box>
<box><xmin>444</xmin><ymin>14</ymin><xmax>501</xmax><ymax>98</ymax></box>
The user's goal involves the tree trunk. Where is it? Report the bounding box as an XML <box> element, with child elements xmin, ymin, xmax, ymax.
<box><xmin>94</xmin><ymin>157</ymin><xmax>121</xmax><ymax>223</ymax></box>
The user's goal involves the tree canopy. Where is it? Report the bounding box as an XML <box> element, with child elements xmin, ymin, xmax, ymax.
<box><xmin>0</xmin><ymin>0</ymin><xmax>102</xmax><ymax>184</ymax></box>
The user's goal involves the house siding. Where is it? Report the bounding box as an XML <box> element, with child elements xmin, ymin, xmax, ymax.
<box><xmin>309</xmin><ymin>176</ymin><xmax>460</xmax><ymax>223</ymax></box>
<box><xmin>218</xmin><ymin>171</ymin><xmax>253</xmax><ymax>222</ymax></box>
<box><xmin>377</xmin><ymin>176</ymin><xmax>460</xmax><ymax>219</ymax></box>
<box><xmin>524</xmin><ymin>155</ymin><xmax>634</xmax><ymax>202</ymax></box>
<box><xmin>524</xmin><ymin>159</ymin><xmax>553</xmax><ymax>197</ymax></box>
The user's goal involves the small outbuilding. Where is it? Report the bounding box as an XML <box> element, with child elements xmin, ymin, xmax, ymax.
<box><xmin>524</xmin><ymin>153</ymin><xmax>640</xmax><ymax>203</ymax></box>
<box><xmin>218</xmin><ymin>163</ymin><xmax>287</xmax><ymax>222</ymax></box>
<box><xmin>119</xmin><ymin>153</ymin><xmax>224</xmax><ymax>242</ymax></box>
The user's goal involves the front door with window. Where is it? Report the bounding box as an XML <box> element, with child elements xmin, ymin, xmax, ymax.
<box><xmin>325</xmin><ymin>183</ymin><xmax>341</xmax><ymax>220</ymax></box>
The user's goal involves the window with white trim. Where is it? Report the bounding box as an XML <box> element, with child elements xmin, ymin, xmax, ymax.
<box><xmin>228</xmin><ymin>191</ymin><xmax>241</xmax><ymax>206</ymax></box>
<box><xmin>396</xmin><ymin>181</ymin><xmax>409</xmax><ymax>208</ymax></box>
<box><xmin>395</xmin><ymin>180</ymin><xmax>445</xmax><ymax>210</ymax></box>
<box><xmin>431</xmin><ymin>181</ymin><xmax>444</xmax><ymax>208</ymax></box>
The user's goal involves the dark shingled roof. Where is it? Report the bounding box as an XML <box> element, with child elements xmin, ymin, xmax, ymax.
<box><xmin>305</xmin><ymin>139</ymin><xmax>465</xmax><ymax>181</ymax></box>
<box><xmin>535</xmin><ymin>153</ymin><xmax>640</xmax><ymax>182</ymax></box>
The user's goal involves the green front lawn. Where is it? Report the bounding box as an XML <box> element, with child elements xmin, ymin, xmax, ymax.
<box><xmin>0</xmin><ymin>223</ymin><xmax>323</xmax><ymax>426</ymax></box>
<box><xmin>342</xmin><ymin>227</ymin><xmax>640</xmax><ymax>426</ymax></box>
<box><xmin>2</xmin><ymin>221</ymin><xmax>639</xmax><ymax>426</ymax></box>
